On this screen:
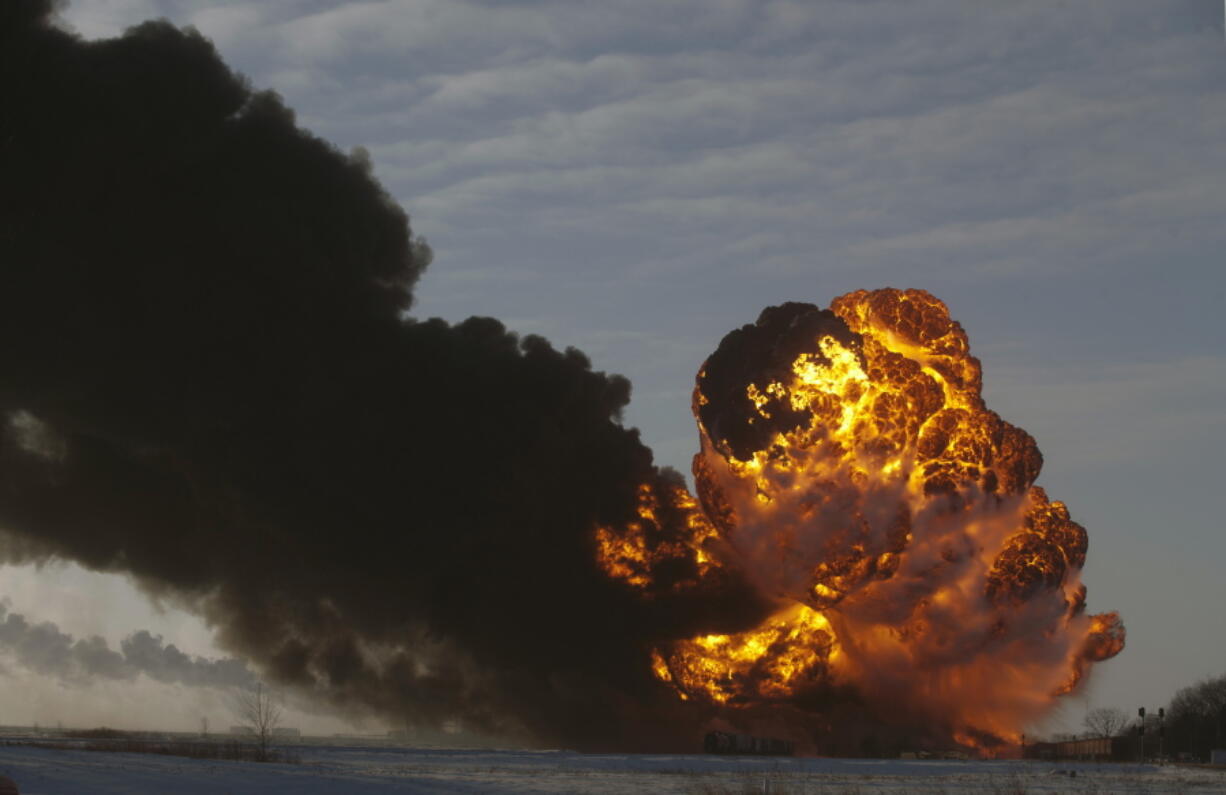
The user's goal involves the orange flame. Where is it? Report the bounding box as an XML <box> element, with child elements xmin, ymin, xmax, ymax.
<box><xmin>596</xmin><ymin>289</ymin><xmax>1123</xmax><ymax>748</ymax></box>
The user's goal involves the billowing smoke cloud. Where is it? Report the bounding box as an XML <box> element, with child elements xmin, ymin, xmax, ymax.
<box><xmin>0</xmin><ymin>601</ymin><xmax>254</xmax><ymax>689</ymax></box>
<box><xmin>0</xmin><ymin>0</ymin><xmax>758</xmax><ymax>750</ymax></box>
<box><xmin>0</xmin><ymin>2</ymin><xmax>1120</xmax><ymax>754</ymax></box>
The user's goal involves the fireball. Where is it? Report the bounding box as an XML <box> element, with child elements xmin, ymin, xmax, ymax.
<box><xmin>596</xmin><ymin>288</ymin><xmax>1123</xmax><ymax>749</ymax></box>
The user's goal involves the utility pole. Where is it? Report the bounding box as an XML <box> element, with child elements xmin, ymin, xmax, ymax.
<box><xmin>1138</xmin><ymin>707</ymin><xmax>1146</xmax><ymax>763</ymax></box>
<box><xmin>1158</xmin><ymin>707</ymin><xmax>1164</xmax><ymax>764</ymax></box>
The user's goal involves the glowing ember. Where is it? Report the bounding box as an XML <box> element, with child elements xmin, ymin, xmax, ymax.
<box><xmin>596</xmin><ymin>288</ymin><xmax>1124</xmax><ymax>750</ymax></box>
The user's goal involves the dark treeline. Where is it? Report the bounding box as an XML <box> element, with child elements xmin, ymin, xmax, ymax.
<box><xmin>1164</xmin><ymin>673</ymin><xmax>1226</xmax><ymax>761</ymax></box>
<box><xmin>1075</xmin><ymin>674</ymin><xmax>1226</xmax><ymax>761</ymax></box>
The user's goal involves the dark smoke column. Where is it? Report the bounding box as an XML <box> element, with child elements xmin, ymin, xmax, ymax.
<box><xmin>0</xmin><ymin>0</ymin><xmax>744</xmax><ymax>751</ymax></box>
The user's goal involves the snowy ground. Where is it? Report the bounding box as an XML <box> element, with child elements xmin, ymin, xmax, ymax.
<box><xmin>1</xmin><ymin>742</ymin><xmax>1225</xmax><ymax>793</ymax></box>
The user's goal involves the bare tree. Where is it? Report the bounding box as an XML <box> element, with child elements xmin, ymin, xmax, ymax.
<box><xmin>1083</xmin><ymin>706</ymin><xmax>1129</xmax><ymax>738</ymax></box>
<box><xmin>230</xmin><ymin>682</ymin><xmax>283</xmax><ymax>761</ymax></box>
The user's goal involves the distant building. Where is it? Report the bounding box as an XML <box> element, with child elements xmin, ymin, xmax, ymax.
<box><xmin>229</xmin><ymin>726</ymin><xmax>256</xmax><ymax>736</ymax></box>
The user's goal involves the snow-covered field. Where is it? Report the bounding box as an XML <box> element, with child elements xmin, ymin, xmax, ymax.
<box><xmin>2</xmin><ymin>742</ymin><xmax>1225</xmax><ymax>794</ymax></box>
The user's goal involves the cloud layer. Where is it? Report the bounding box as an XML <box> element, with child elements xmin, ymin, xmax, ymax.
<box><xmin>0</xmin><ymin>601</ymin><xmax>254</xmax><ymax>689</ymax></box>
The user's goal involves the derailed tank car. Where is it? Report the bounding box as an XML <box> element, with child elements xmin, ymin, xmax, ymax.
<box><xmin>703</xmin><ymin>731</ymin><xmax>794</xmax><ymax>756</ymax></box>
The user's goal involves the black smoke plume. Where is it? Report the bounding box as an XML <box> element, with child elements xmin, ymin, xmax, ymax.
<box><xmin>0</xmin><ymin>0</ymin><xmax>760</xmax><ymax>749</ymax></box>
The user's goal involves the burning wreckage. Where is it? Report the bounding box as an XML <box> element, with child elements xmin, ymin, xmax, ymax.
<box><xmin>596</xmin><ymin>288</ymin><xmax>1124</xmax><ymax>754</ymax></box>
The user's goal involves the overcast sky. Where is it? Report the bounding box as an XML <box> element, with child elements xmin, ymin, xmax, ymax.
<box><xmin>4</xmin><ymin>0</ymin><xmax>1223</xmax><ymax>737</ymax></box>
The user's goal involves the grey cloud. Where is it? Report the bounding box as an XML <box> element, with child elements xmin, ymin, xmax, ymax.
<box><xmin>0</xmin><ymin>602</ymin><xmax>255</xmax><ymax>689</ymax></box>
<box><xmin>151</xmin><ymin>0</ymin><xmax>1224</xmax><ymax>291</ymax></box>
<box><xmin>0</xmin><ymin>608</ymin><xmax>121</xmax><ymax>681</ymax></box>
<box><xmin>121</xmin><ymin>630</ymin><xmax>256</xmax><ymax>688</ymax></box>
